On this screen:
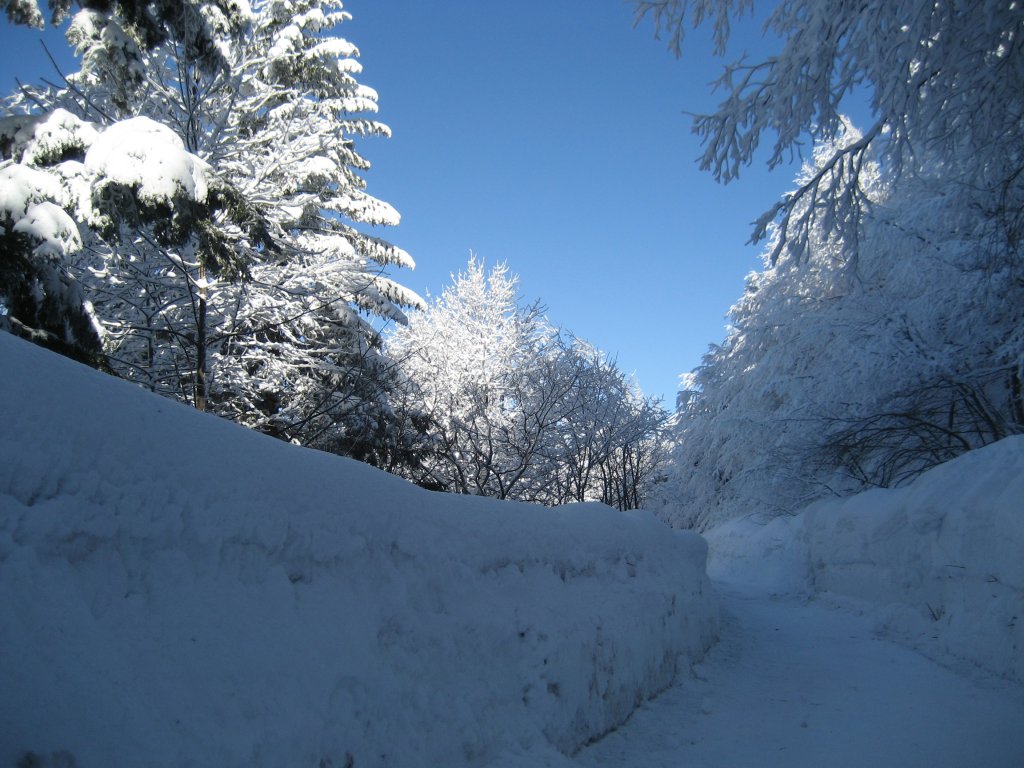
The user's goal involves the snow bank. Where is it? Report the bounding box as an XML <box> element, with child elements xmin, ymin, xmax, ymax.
<box><xmin>0</xmin><ymin>333</ymin><xmax>717</xmax><ymax>768</ymax></box>
<box><xmin>706</xmin><ymin>437</ymin><xmax>1024</xmax><ymax>683</ymax></box>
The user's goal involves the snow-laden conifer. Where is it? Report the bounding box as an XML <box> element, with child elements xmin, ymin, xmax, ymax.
<box><xmin>0</xmin><ymin>103</ymin><xmax>258</xmax><ymax>366</ymax></box>
<box><xmin>5</xmin><ymin>0</ymin><xmax>422</xmax><ymax>452</ymax></box>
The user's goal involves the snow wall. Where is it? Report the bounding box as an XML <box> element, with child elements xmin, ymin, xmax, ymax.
<box><xmin>707</xmin><ymin>436</ymin><xmax>1024</xmax><ymax>684</ymax></box>
<box><xmin>0</xmin><ymin>333</ymin><xmax>718</xmax><ymax>768</ymax></box>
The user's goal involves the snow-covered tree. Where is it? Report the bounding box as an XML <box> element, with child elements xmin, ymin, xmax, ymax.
<box><xmin>634</xmin><ymin>1</ymin><xmax>1024</xmax><ymax>527</ymax></box>
<box><xmin>387</xmin><ymin>257</ymin><xmax>669</xmax><ymax>509</ymax></box>
<box><xmin>5</xmin><ymin>0</ymin><xmax>248</xmax><ymax>77</ymax></box>
<box><xmin>387</xmin><ymin>258</ymin><xmax>553</xmax><ymax>498</ymax></box>
<box><xmin>1</xmin><ymin>2</ymin><xmax>256</xmax><ymax>364</ymax></box>
<box><xmin>5</xmin><ymin>0</ymin><xmax>422</xmax><ymax>451</ymax></box>
<box><xmin>202</xmin><ymin>0</ymin><xmax>422</xmax><ymax>445</ymax></box>
<box><xmin>544</xmin><ymin>337</ymin><xmax>669</xmax><ymax>510</ymax></box>
<box><xmin>0</xmin><ymin>106</ymin><xmax>260</xmax><ymax>368</ymax></box>
<box><xmin>634</xmin><ymin>0</ymin><xmax>1024</xmax><ymax>266</ymax></box>
<box><xmin>655</xmin><ymin>126</ymin><xmax>1024</xmax><ymax>529</ymax></box>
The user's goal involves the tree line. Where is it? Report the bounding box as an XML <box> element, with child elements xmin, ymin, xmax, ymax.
<box><xmin>1</xmin><ymin>0</ymin><xmax>668</xmax><ymax>510</ymax></box>
<box><xmin>8</xmin><ymin>0</ymin><xmax>1020</xmax><ymax>525</ymax></box>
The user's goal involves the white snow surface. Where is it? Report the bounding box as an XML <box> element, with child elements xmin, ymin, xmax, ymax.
<box><xmin>84</xmin><ymin>117</ymin><xmax>211</xmax><ymax>205</ymax></box>
<box><xmin>570</xmin><ymin>437</ymin><xmax>1024</xmax><ymax>767</ymax></box>
<box><xmin>0</xmin><ymin>332</ymin><xmax>717</xmax><ymax>768</ymax></box>
<box><xmin>576</xmin><ymin>584</ymin><xmax>1024</xmax><ymax>768</ymax></box>
<box><xmin>0</xmin><ymin>163</ymin><xmax>68</xmax><ymax>219</ymax></box>
<box><xmin>705</xmin><ymin>436</ymin><xmax>1024</xmax><ymax>684</ymax></box>
<box><xmin>12</xmin><ymin>201</ymin><xmax>82</xmax><ymax>257</ymax></box>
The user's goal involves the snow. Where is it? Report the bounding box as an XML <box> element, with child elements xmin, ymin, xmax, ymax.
<box><xmin>1</xmin><ymin>111</ymin><xmax>215</xmax><ymax>263</ymax></box>
<box><xmin>2</xmin><ymin>303</ymin><xmax>1021</xmax><ymax>767</ymax></box>
<box><xmin>0</xmin><ymin>164</ymin><xmax>81</xmax><ymax>257</ymax></box>
<box><xmin>571</xmin><ymin>436</ymin><xmax>1024</xmax><ymax>766</ymax></box>
<box><xmin>0</xmin><ymin>332</ymin><xmax>717</xmax><ymax>768</ymax></box>
<box><xmin>577</xmin><ymin>584</ymin><xmax>1024</xmax><ymax>767</ymax></box>
<box><xmin>0</xmin><ymin>163</ymin><xmax>67</xmax><ymax>219</ymax></box>
<box><xmin>2</xmin><ymin>109</ymin><xmax>99</xmax><ymax>166</ymax></box>
<box><xmin>705</xmin><ymin>435</ymin><xmax>1024</xmax><ymax>684</ymax></box>
<box><xmin>84</xmin><ymin>117</ymin><xmax>211</xmax><ymax>205</ymax></box>
<box><xmin>11</xmin><ymin>201</ymin><xmax>82</xmax><ymax>257</ymax></box>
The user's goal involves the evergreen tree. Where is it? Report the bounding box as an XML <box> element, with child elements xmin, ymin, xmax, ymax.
<box><xmin>5</xmin><ymin>1</ymin><xmax>422</xmax><ymax>453</ymax></box>
<box><xmin>0</xmin><ymin>106</ymin><xmax>259</xmax><ymax>369</ymax></box>
<box><xmin>1</xmin><ymin>1</ymin><xmax>257</xmax><ymax>365</ymax></box>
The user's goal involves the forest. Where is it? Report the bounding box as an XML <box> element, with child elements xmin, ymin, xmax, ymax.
<box><xmin>2</xmin><ymin>0</ymin><xmax>1020</xmax><ymax>526</ymax></box>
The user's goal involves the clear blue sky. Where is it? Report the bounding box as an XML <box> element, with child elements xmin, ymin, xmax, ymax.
<box><xmin>1</xmin><ymin>1</ymin><xmax>802</xmax><ymax>404</ymax></box>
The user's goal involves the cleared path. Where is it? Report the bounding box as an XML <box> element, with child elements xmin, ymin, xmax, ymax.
<box><xmin>575</xmin><ymin>584</ymin><xmax>1024</xmax><ymax>768</ymax></box>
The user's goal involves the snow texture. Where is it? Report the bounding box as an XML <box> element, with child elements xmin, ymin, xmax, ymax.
<box><xmin>84</xmin><ymin>116</ymin><xmax>211</xmax><ymax>205</ymax></box>
<box><xmin>11</xmin><ymin>201</ymin><xmax>82</xmax><ymax>257</ymax></box>
<box><xmin>577</xmin><ymin>584</ymin><xmax>1024</xmax><ymax>767</ymax></box>
<box><xmin>0</xmin><ymin>163</ymin><xmax>68</xmax><ymax>220</ymax></box>
<box><xmin>705</xmin><ymin>436</ymin><xmax>1024</xmax><ymax>684</ymax></box>
<box><xmin>0</xmin><ymin>332</ymin><xmax>717</xmax><ymax>768</ymax></box>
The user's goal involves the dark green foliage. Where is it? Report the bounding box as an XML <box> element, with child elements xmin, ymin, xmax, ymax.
<box><xmin>5</xmin><ymin>1</ymin><xmax>248</xmax><ymax>74</ymax></box>
<box><xmin>0</xmin><ymin>225</ymin><xmax>104</xmax><ymax>368</ymax></box>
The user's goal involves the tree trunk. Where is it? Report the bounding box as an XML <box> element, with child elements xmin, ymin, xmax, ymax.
<box><xmin>195</xmin><ymin>266</ymin><xmax>208</xmax><ymax>412</ymax></box>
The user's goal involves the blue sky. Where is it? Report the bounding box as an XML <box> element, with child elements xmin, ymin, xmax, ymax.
<box><xmin>1</xmin><ymin>1</ymin><xmax>802</xmax><ymax>404</ymax></box>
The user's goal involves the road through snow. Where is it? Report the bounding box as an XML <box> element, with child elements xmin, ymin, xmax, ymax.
<box><xmin>574</xmin><ymin>583</ymin><xmax>1024</xmax><ymax>767</ymax></box>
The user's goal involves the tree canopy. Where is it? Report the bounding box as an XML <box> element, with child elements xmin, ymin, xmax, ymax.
<box><xmin>635</xmin><ymin>0</ymin><xmax>1024</xmax><ymax>265</ymax></box>
<box><xmin>637</xmin><ymin>2</ymin><xmax>1024</xmax><ymax>527</ymax></box>
<box><xmin>3</xmin><ymin>0</ymin><xmax>421</xmax><ymax>458</ymax></box>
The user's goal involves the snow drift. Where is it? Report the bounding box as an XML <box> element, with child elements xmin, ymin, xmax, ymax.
<box><xmin>0</xmin><ymin>333</ymin><xmax>718</xmax><ymax>768</ymax></box>
<box><xmin>706</xmin><ymin>436</ymin><xmax>1024</xmax><ymax>683</ymax></box>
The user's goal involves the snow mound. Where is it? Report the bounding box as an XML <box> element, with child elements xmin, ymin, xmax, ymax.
<box><xmin>0</xmin><ymin>332</ymin><xmax>717</xmax><ymax>768</ymax></box>
<box><xmin>85</xmin><ymin>116</ymin><xmax>212</xmax><ymax>205</ymax></box>
<box><xmin>706</xmin><ymin>436</ymin><xmax>1024</xmax><ymax>683</ymax></box>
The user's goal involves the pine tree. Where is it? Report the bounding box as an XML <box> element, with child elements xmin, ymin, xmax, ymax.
<box><xmin>5</xmin><ymin>0</ymin><xmax>422</xmax><ymax>452</ymax></box>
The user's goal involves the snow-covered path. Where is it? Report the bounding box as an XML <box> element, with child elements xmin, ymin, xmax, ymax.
<box><xmin>575</xmin><ymin>584</ymin><xmax>1024</xmax><ymax>768</ymax></box>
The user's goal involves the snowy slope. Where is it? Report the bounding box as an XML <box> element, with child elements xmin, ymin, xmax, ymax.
<box><xmin>706</xmin><ymin>436</ymin><xmax>1024</xmax><ymax>683</ymax></box>
<box><xmin>0</xmin><ymin>333</ymin><xmax>718</xmax><ymax>768</ymax></box>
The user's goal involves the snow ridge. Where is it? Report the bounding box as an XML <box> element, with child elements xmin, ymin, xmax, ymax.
<box><xmin>707</xmin><ymin>436</ymin><xmax>1024</xmax><ymax>685</ymax></box>
<box><xmin>0</xmin><ymin>332</ymin><xmax>717</xmax><ymax>767</ymax></box>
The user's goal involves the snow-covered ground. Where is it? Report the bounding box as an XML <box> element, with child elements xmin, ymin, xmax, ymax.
<box><xmin>706</xmin><ymin>436</ymin><xmax>1024</xmax><ymax>684</ymax></box>
<box><xmin>576</xmin><ymin>584</ymin><xmax>1024</xmax><ymax>767</ymax></box>
<box><xmin>572</xmin><ymin>438</ymin><xmax>1024</xmax><ymax>767</ymax></box>
<box><xmin>0</xmin><ymin>333</ymin><xmax>717</xmax><ymax>768</ymax></box>
<box><xmin>4</xmin><ymin>329</ymin><xmax>1023</xmax><ymax>768</ymax></box>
